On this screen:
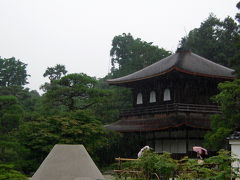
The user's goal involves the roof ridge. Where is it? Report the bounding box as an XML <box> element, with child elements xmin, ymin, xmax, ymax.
<box><xmin>174</xmin><ymin>50</ymin><xmax>189</xmax><ymax>68</ymax></box>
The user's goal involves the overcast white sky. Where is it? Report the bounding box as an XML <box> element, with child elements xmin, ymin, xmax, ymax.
<box><xmin>0</xmin><ymin>0</ymin><xmax>238</xmax><ymax>93</ymax></box>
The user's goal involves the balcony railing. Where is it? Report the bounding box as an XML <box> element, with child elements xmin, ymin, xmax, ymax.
<box><xmin>119</xmin><ymin>103</ymin><xmax>221</xmax><ymax>117</ymax></box>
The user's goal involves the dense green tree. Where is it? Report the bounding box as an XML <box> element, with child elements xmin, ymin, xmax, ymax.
<box><xmin>0</xmin><ymin>87</ymin><xmax>41</xmax><ymax>115</ymax></box>
<box><xmin>41</xmin><ymin>73</ymin><xmax>110</xmax><ymax>114</ymax></box>
<box><xmin>205</xmin><ymin>80</ymin><xmax>240</xmax><ymax>150</ymax></box>
<box><xmin>99</xmin><ymin>33</ymin><xmax>171</xmax><ymax>123</ymax></box>
<box><xmin>0</xmin><ymin>57</ymin><xmax>29</xmax><ymax>87</ymax></box>
<box><xmin>180</xmin><ymin>14</ymin><xmax>239</xmax><ymax>66</ymax></box>
<box><xmin>18</xmin><ymin>110</ymin><xmax>110</xmax><ymax>172</ymax></box>
<box><xmin>0</xmin><ymin>96</ymin><xmax>24</xmax><ymax>162</ymax></box>
<box><xmin>43</xmin><ymin>64</ymin><xmax>67</xmax><ymax>81</ymax></box>
<box><xmin>0</xmin><ymin>57</ymin><xmax>39</xmax><ymax>175</ymax></box>
<box><xmin>94</xmin><ymin>78</ymin><xmax>132</xmax><ymax>124</ymax></box>
<box><xmin>110</xmin><ymin>33</ymin><xmax>171</xmax><ymax>78</ymax></box>
<box><xmin>0</xmin><ymin>164</ymin><xmax>27</xmax><ymax>180</ymax></box>
<box><xmin>19</xmin><ymin>89</ymin><xmax>41</xmax><ymax>113</ymax></box>
<box><xmin>237</xmin><ymin>1</ymin><xmax>240</xmax><ymax>20</ymax></box>
<box><xmin>204</xmin><ymin>1</ymin><xmax>240</xmax><ymax>150</ymax></box>
<box><xmin>229</xmin><ymin>1</ymin><xmax>240</xmax><ymax>77</ymax></box>
<box><xmin>41</xmin><ymin>64</ymin><xmax>68</xmax><ymax>92</ymax></box>
<box><xmin>0</xmin><ymin>57</ymin><xmax>40</xmax><ymax>113</ymax></box>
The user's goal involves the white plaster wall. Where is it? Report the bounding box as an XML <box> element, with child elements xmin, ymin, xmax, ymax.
<box><xmin>230</xmin><ymin>140</ymin><xmax>240</xmax><ymax>171</ymax></box>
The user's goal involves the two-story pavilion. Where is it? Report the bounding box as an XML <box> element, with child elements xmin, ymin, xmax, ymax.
<box><xmin>106</xmin><ymin>49</ymin><xmax>234</xmax><ymax>156</ymax></box>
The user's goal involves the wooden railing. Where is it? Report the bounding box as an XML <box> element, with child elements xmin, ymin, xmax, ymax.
<box><xmin>120</xmin><ymin>103</ymin><xmax>221</xmax><ymax>117</ymax></box>
<box><xmin>114</xmin><ymin>157</ymin><xmax>141</xmax><ymax>178</ymax></box>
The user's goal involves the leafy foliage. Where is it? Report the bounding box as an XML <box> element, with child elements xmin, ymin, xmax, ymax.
<box><xmin>110</xmin><ymin>33</ymin><xmax>171</xmax><ymax>78</ymax></box>
<box><xmin>95</xmin><ymin>130</ymin><xmax>122</xmax><ymax>167</ymax></box>
<box><xmin>0</xmin><ymin>96</ymin><xmax>23</xmax><ymax>134</ymax></box>
<box><xmin>100</xmin><ymin>33</ymin><xmax>171</xmax><ymax>123</ymax></box>
<box><xmin>0</xmin><ymin>95</ymin><xmax>24</xmax><ymax>162</ymax></box>
<box><xmin>178</xmin><ymin>150</ymin><xmax>239</xmax><ymax>180</ymax></box>
<box><xmin>0</xmin><ymin>57</ymin><xmax>40</xmax><ymax>113</ymax></box>
<box><xmin>0</xmin><ymin>164</ymin><xmax>27</xmax><ymax>180</ymax></box>
<box><xmin>42</xmin><ymin>73</ymin><xmax>110</xmax><ymax>113</ymax></box>
<box><xmin>0</xmin><ymin>86</ymin><xmax>41</xmax><ymax>115</ymax></box>
<box><xmin>138</xmin><ymin>150</ymin><xmax>177</xmax><ymax>179</ymax></box>
<box><xmin>17</xmin><ymin>110</ymin><xmax>109</xmax><ymax>172</ymax></box>
<box><xmin>205</xmin><ymin>80</ymin><xmax>240</xmax><ymax>150</ymax></box>
<box><xmin>0</xmin><ymin>57</ymin><xmax>29</xmax><ymax>87</ymax></box>
<box><xmin>180</xmin><ymin>14</ymin><xmax>239</xmax><ymax>66</ymax></box>
<box><xmin>43</xmin><ymin>64</ymin><xmax>67</xmax><ymax>81</ymax></box>
<box><xmin>119</xmin><ymin>150</ymin><xmax>240</xmax><ymax>180</ymax></box>
<box><xmin>229</xmin><ymin>1</ymin><xmax>240</xmax><ymax>77</ymax></box>
<box><xmin>94</xmin><ymin>78</ymin><xmax>132</xmax><ymax>124</ymax></box>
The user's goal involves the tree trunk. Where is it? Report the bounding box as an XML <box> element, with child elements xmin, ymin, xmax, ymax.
<box><xmin>1</xmin><ymin>146</ymin><xmax>6</xmax><ymax>162</ymax></box>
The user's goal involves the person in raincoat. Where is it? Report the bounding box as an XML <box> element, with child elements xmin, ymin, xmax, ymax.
<box><xmin>138</xmin><ymin>146</ymin><xmax>150</xmax><ymax>158</ymax></box>
<box><xmin>193</xmin><ymin>146</ymin><xmax>208</xmax><ymax>159</ymax></box>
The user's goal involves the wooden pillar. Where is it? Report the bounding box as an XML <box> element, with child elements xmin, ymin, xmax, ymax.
<box><xmin>186</xmin><ymin>128</ymin><xmax>189</xmax><ymax>154</ymax></box>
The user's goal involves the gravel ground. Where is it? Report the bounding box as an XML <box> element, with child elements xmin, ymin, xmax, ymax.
<box><xmin>103</xmin><ymin>174</ymin><xmax>115</xmax><ymax>180</ymax></box>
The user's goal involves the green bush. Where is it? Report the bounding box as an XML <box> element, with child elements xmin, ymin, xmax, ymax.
<box><xmin>0</xmin><ymin>164</ymin><xmax>27</xmax><ymax>180</ymax></box>
<box><xmin>178</xmin><ymin>149</ymin><xmax>240</xmax><ymax>180</ymax></box>
<box><xmin>135</xmin><ymin>150</ymin><xmax>177</xmax><ymax>179</ymax></box>
<box><xmin>113</xmin><ymin>149</ymin><xmax>240</xmax><ymax>180</ymax></box>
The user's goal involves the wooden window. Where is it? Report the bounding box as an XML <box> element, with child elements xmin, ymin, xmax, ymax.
<box><xmin>149</xmin><ymin>91</ymin><xmax>156</xmax><ymax>103</ymax></box>
<box><xmin>136</xmin><ymin>93</ymin><xmax>143</xmax><ymax>104</ymax></box>
<box><xmin>163</xmin><ymin>88</ymin><xmax>171</xmax><ymax>101</ymax></box>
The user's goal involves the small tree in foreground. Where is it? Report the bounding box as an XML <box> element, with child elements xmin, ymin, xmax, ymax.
<box><xmin>0</xmin><ymin>164</ymin><xmax>27</xmax><ymax>180</ymax></box>
<box><xmin>120</xmin><ymin>149</ymin><xmax>240</xmax><ymax>180</ymax></box>
<box><xmin>138</xmin><ymin>150</ymin><xmax>177</xmax><ymax>179</ymax></box>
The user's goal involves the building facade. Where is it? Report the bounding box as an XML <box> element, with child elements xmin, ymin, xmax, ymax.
<box><xmin>106</xmin><ymin>49</ymin><xmax>234</xmax><ymax>156</ymax></box>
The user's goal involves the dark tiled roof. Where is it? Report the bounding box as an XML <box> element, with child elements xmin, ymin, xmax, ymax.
<box><xmin>227</xmin><ymin>131</ymin><xmax>240</xmax><ymax>140</ymax></box>
<box><xmin>105</xmin><ymin>113</ymin><xmax>210</xmax><ymax>132</ymax></box>
<box><xmin>107</xmin><ymin>51</ymin><xmax>234</xmax><ymax>85</ymax></box>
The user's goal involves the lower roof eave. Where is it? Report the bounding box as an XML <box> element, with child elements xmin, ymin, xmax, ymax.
<box><xmin>106</xmin><ymin>122</ymin><xmax>210</xmax><ymax>133</ymax></box>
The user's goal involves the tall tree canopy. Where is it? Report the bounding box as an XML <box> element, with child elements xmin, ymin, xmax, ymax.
<box><xmin>41</xmin><ymin>64</ymin><xmax>68</xmax><ymax>93</ymax></box>
<box><xmin>179</xmin><ymin>14</ymin><xmax>239</xmax><ymax>66</ymax></box>
<box><xmin>0</xmin><ymin>57</ymin><xmax>29</xmax><ymax>87</ymax></box>
<box><xmin>43</xmin><ymin>64</ymin><xmax>67</xmax><ymax>81</ymax></box>
<box><xmin>42</xmin><ymin>73</ymin><xmax>109</xmax><ymax>114</ymax></box>
<box><xmin>229</xmin><ymin>2</ymin><xmax>240</xmax><ymax>77</ymax></box>
<box><xmin>0</xmin><ymin>95</ymin><xmax>23</xmax><ymax>162</ymax></box>
<box><xmin>102</xmin><ymin>33</ymin><xmax>171</xmax><ymax>124</ymax></box>
<box><xmin>205</xmin><ymin>2</ymin><xmax>240</xmax><ymax>150</ymax></box>
<box><xmin>110</xmin><ymin>33</ymin><xmax>171</xmax><ymax>78</ymax></box>
<box><xmin>0</xmin><ymin>57</ymin><xmax>38</xmax><ymax>112</ymax></box>
<box><xmin>205</xmin><ymin>80</ymin><xmax>240</xmax><ymax>150</ymax></box>
<box><xmin>18</xmin><ymin>110</ymin><xmax>109</xmax><ymax>172</ymax></box>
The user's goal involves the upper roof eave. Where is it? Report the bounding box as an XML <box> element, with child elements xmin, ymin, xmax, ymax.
<box><xmin>106</xmin><ymin>51</ymin><xmax>235</xmax><ymax>85</ymax></box>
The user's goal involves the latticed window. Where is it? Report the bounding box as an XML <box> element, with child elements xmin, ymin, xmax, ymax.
<box><xmin>164</xmin><ymin>89</ymin><xmax>171</xmax><ymax>101</ymax></box>
<box><xmin>149</xmin><ymin>91</ymin><xmax>156</xmax><ymax>103</ymax></box>
<box><xmin>136</xmin><ymin>93</ymin><xmax>143</xmax><ymax>104</ymax></box>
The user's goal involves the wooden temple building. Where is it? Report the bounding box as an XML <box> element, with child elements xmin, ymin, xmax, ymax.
<box><xmin>106</xmin><ymin>49</ymin><xmax>234</xmax><ymax>156</ymax></box>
